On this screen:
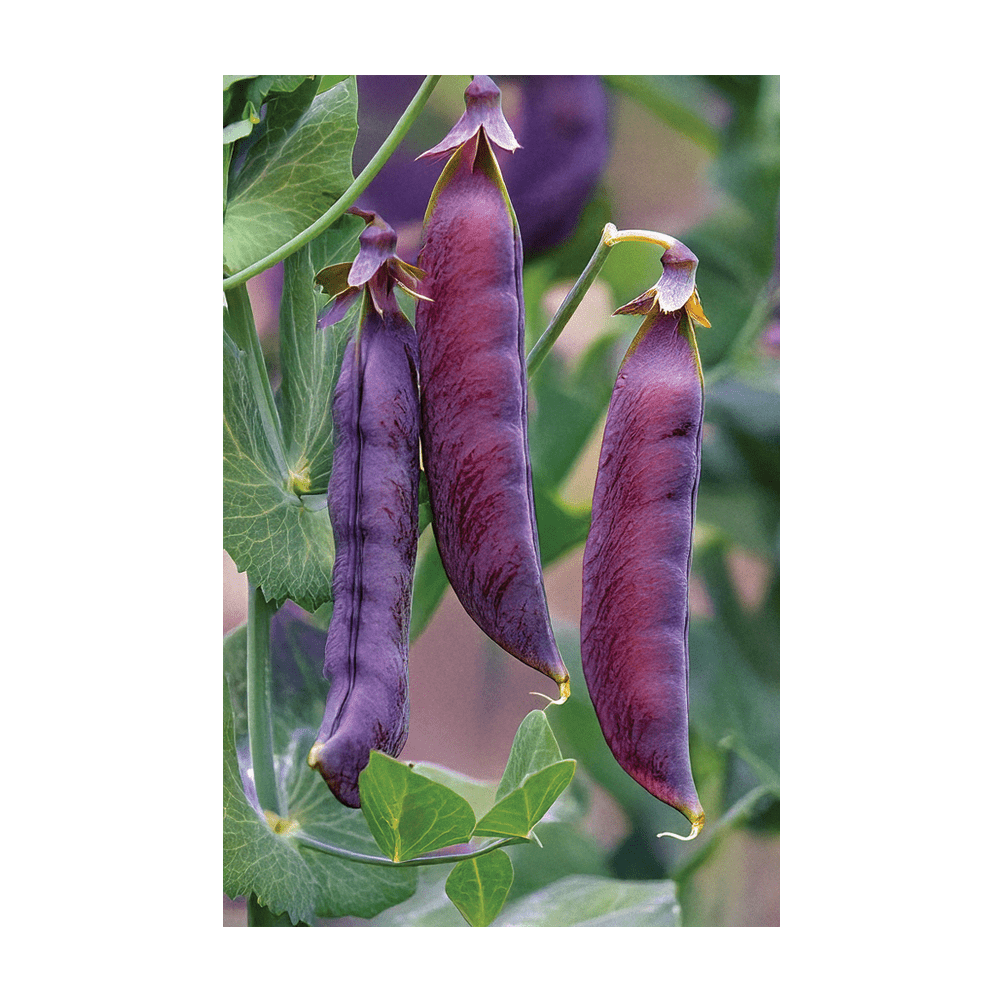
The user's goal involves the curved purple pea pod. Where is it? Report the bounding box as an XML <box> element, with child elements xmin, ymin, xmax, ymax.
<box><xmin>415</xmin><ymin>76</ymin><xmax>570</xmax><ymax>701</ymax></box>
<box><xmin>308</xmin><ymin>212</ymin><xmax>423</xmax><ymax>808</ymax></box>
<box><xmin>580</xmin><ymin>240</ymin><xmax>711</xmax><ymax>836</ymax></box>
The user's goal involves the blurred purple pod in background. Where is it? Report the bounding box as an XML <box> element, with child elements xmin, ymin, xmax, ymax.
<box><xmin>353</xmin><ymin>75</ymin><xmax>610</xmax><ymax>260</ymax></box>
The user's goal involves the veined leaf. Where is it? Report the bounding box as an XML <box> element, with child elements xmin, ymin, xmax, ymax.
<box><xmin>495</xmin><ymin>709</ymin><xmax>565</xmax><ymax>801</ymax></box>
<box><xmin>359</xmin><ymin>751</ymin><xmax>477</xmax><ymax>863</ymax></box>
<box><xmin>222</xmin><ymin>332</ymin><xmax>334</xmax><ymax>611</ymax></box>
<box><xmin>445</xmin><ymin>851</ymin><xmax>514</xmax><ymax>927</ymax></box>
<box><xmin>474</xmin><ymin>760</ymin><xmax>576</xmax><ymax>839</ymax></box>
<box><xmin>224</xmin><ymin>77</ymin><xmax>357</xmax><ymax>274</ymax></box>
<box><xmin>496</xmin><ymin>874</ymin><xmax>681</xmax><ymax>927</ymax></box>
<box><xmin>224</xmin><ymin>695</ymin><xmax>417</xmax><ymax>922</ymax></box>
<box><xmin>276</xmin><ymin>213</ymin><xmax>365</xmax><ymax>496</ymax></box>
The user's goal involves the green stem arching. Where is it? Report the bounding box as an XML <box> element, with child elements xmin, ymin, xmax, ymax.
<box><xmin>291</xmin><ymin>830</ymin><xmax>524</xmax><ymax>868</ymax></box>
<box><xmin>246</xmin><ymin>581</ymin><xmax>280</xmax><ymax>816</ymax></box>
<box><xmin>224</xmin><ymin>284</ymin><xmax>287</xmax><ymax>479</ymax></box>
<box><xmin>222</xmin><ymin>75</ymin><xmax>442</xmax><ymax>291</ymax></box>
<box><xmin>525</xmin><ymin>223</ymin><xmax>617</xmax><ymax>379</ymax></box>
<box><xmin>526</xmin><ymin>222</ymin><xmax>703</xmax><ymax>380</ymax></box>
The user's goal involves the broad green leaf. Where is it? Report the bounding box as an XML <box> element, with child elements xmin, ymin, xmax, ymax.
<box><xmin>474</xmin><ymin>760</ymin><xmax>576</xmax><ymax>839</ymax></box>
<box><xmin>359</xmin><ymin>751</ymin><xmax>477</xmax><ymax>862</ymax></box>
<box><xmin>495</xmin><ymin>709</ymin><xmax>564</xmax><ymax>801</ymax></box>
<box><xmin>445</xmin><ymin>850</ymin><xmax>514</xmax><ymax>927</ymax></box>
<box><xmin>223</xmin><ymin>119</ymin><xmax>253</xmax><ymax>144</ymax></box>
<box><xmin>495</xmin><ymin>875</ymin><xmax>681</xmax><ymax>927</ymax></box>
<box><xmin>223</xmin><ymin>332</ymin><xmax>334</xmax><ymax>610</ymax></box>
<box><xmin>223</xmin><ymin>74</ymin><xmax>257</xmax><ymax>91</ymax></box>
<box><xmin>223</xmin><ymin>684</ymin><xmax>320</xmax><ymax>924</ymax></box>
<box><xmin>224</xmin><ymin>77</ymin><xmax>357</xmax><ymax>274</ymax></box>
<box><xmin>364</xmin><ymin>866</ymin><xmax>466</xmax><ymax>926</ymax></box>
<box><xmin>224</xmin><ymin>692</ymin><xmax>417</xmax><ymax>923</ymax></box>
<box><xmin>317</xmin><ymin>75</ymin><xmax>351</xmax><ymax>93</ymax></box>
<box><xmin>276</xmin><ymin>214</ymin><xmax>365</xmax><ymax>495</ymax></box>
<box><xmin>506</xmin><ymin>822</ymin><xmax>612</xmax><ymax>903</ymax></box>
<box><xmin>412</xmin><ymin>763</ymin><xmax>497</xmax><ymax>821</ymax></box>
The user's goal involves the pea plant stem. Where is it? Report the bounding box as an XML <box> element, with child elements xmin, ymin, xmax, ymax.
<box><xmin>291</xmin><ymin>830</ymin><xmax>524</xmax><ymax>868</ymax></box>
<box><xmin>222</xmin><ymin>74</ymin><xmax>442</xmax><ymax>291</ymax></box>
<box><xmin>526</xmin><ymin>222</ymin><xmax>694</xmax><ymax>380</ymax></box>
<box><xmin>526</xmin><ymin>223</ymin><xmax>617</xmax><ymax>379</ymax></box>
<box><xmin>246</xmin><ymin>581</ymin><xmax>280</xmax><ymax>816</ymax></box>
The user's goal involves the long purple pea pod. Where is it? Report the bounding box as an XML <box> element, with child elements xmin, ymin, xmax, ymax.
<box><xmin>415</xmin><ymin>76</ymin><xmax>570</xmax><ymax>701</ymax></box>
<box><xmin>307</xmin><ymin>209</ymin><xmax>427</xmax><ymax>808</ymax></box>
<box><xmin>580</xmin><ymin>237</ymin><xmax>711</xmax><ymax>839</ymax></box>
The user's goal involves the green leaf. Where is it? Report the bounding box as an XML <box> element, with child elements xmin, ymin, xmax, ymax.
<box><xmin>505</xmin><ymin>821</ymin><xmax>612</xmax><ymax>903</ymax></box>
<box><xmin>359</xmin><ymin>751</ymin><xmax>477</xmax><ymax>862</ymax></box>
<box><xmin>223</xmin><ymin>74</ymin><xmax>257</xmax><ymax>92</ymax></box>
<box><xmin>474</xmin><ymin>761</ymin><xmax>576</xmax><ymax>839</ymax></box>
<box><xmin>224</xmin><ymin>77</ymin><xmax>357</xmax><ymax>275</ymax></box>
<box><xmin>411</xmin><ymin>763</ymin><xmax>498</xmax><ymax>822</ymax></box>
<box><xmin>224</xmin><ymin>691</ymin><xmax>417</xmax><ymax>923</ymax></box>
<box><xmin>445</xmin><ymin>851</ymin><xmax>514</xmax><ymax>927</ymax></box>
<box><xmin>222</xmin><ymin>332</ymin><xmax>334</xmax><ymax>610</ymax></box>
<box><xmin>495</xmin><ymin>709</ymin><xmax>565</xmax><ymax>801</ymax></box>
<box><xmin>223</xmin><ymin>685</ymin><xmax>319</xmax><ymax>924</ymax></box>
<box><xmin>363</xmin><ymin>867</ymin><xmax>466</xmax><ymax>926</ymax></box>
<box><xmin>317</xmin><ymin>75</ymin><xmax>351</xmax><ymax>93</ymax></box>
<box><xmin>495</xmin><ymin>875</ymin><xmax>681</xmax><ymax>927</ymax></box>
<box><xmin>276</xmin><ymin>214</ymin><xmax>365</xmax><ymax>495</ymax></box>
<box><xmin>223</xmin><ymin>119</ymin><xmax>253</xmax><ymax>144</ymax></box>
<box><xmin>471</xmin><ymin>710</ymin><xmax>576</xmax><ymax>840</ymax></box>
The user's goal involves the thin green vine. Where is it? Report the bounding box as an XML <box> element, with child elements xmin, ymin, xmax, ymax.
<box><xmin>222</xmin><ymin>75</ymin><xmax>442</xmax><ymax>290</ymax></box>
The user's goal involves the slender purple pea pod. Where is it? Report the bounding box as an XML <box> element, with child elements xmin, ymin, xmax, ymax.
<box><xmin>307</xmin><ymin>209</ymin><xmax>427</xmax><ymax>808</ymax></box>
<box><xmin>580</xmin><ymin>239</ymin><xmax>711</xmax><ymax>838</ymax></box>
<box><xmin>415</xmin><ymin>76</ymin><xmax>570</xmax><ymax>701</ymax></box>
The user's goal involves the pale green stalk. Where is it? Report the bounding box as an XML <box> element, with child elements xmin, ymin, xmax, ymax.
<box><xmin>291</xmin><ymin>830</ymin><xmax>524</xmax><ymax>868</ymax></box>
<box><xmin>526</xmin><ymin>223</ymin><xmax>690</xmax><ymax>379</ymax></box>
<box><xmin>246</xmin><ymin>581</ymin><xmax>280</xmax><ymax>816</ymax></box>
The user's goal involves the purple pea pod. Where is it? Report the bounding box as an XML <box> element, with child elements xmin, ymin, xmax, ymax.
<box><xmin>307</xmin><ymin>210</ymin><xmax>425</xmax><ymax>808</ymax></box>
<box><xmin>415</xmin><ymin>76</ymin><xmax>570</xmax><ymax>701</ymax></box>
<box><xmin>580</xmin><ymin>240</ymin><xmax>711</xmax><ymax>836</ymax></box>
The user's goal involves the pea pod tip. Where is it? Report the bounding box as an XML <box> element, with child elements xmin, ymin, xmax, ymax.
<box><xmin>529</xmin><ymin>677</ymin><xmax>572</xmax><ymax>707</ymax></box>
<box><xmin>656</xmin><ymin>812</ymin><xmax>705</xmax><ymax>842</ymax></box>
